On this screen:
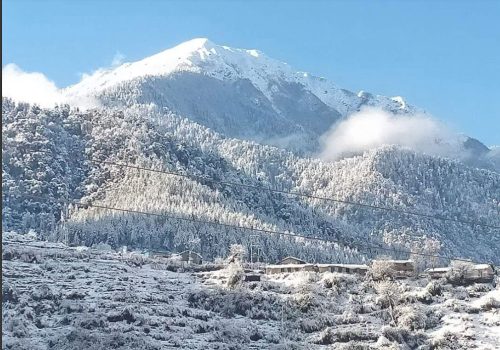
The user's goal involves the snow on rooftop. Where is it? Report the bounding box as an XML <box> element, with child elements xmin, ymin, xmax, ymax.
<box><xmin>266</xmin><ymin>263</ymin><xmax>315</xmax><ymax>269</ymax></box>
<box><xmin>316</xmin><ymin>263</ymin><xmax>368</xmax><ymax>269</ymax></box>
<box><xmin>473</xmin><ymin>264</ymin><xmax>493</xmax><ymax>270</ymax></box>
<box><xmin>427</xmin><ymin>267</ymin><xmax>451</xmax><ymax>272</ymax></box>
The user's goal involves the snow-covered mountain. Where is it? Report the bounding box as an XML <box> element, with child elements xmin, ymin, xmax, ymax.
<box><xmin>63</xmin><ymin>38</ymin><xmax>421</xmax><ymax>152</ymax></box>
<box><xmin>2</xmin><ymin>39</ymin><xmax>499</xmax><ymax>265</ymax></box>
<box><xmin>61</xmin><ymin>38</ymin><xmax>496</xmax><ymax>168</ymax></box>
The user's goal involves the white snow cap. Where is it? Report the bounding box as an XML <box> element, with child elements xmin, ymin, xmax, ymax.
<box><xmin>63</xmin><ymin>37</ymin><xmax>360</xmax><ymax>114</ymax></box>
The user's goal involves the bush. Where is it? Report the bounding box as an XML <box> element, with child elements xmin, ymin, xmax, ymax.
<box><xmin>314</xmin><ymin>327</ymin><xmax>377</xmax><ymax>345</ymax></box>
<box><xmin>106</xmin><ymin>307</ymin><xmax>136</xmax><ymax>323</ymax></box>
<box><xmin>321</xmin><ymin>272</ymin><xmax>358</xmax><ymax>292</ymax></box>
<box><xmin>396</xmin><ymin>305</ymin><xmax>427</xmax><ymax>330</ymax></box>
<box><xmin>466</xmin><ymin>283</ymin><xmax>492</xmax><ymax>297</ymax></box>
<box><xmin>478</xmin><ymin>296</ymin><xmax>500</xmax><ymax>311</ymax></box>
<box><xmin>65</xmin><ymin>290</ymin><xmax>86</xmax><ymax>300</ymax></box>
<box><xmin>7</xmin><ymin>317</ymin><xmax>30</xmax><ymax>338</ymax></box>
<box><xmin>292</xmin><ymin>292</ymin><xmax>318</xmax><ymax>312</ymax></box>
<box><xmin>188</xmin><ymin>289</ymin><xmax>282</xmax><ymax>320</ymax></box>
<box><xmin>426</xmin><ymin>281</ymin><xmax>442</xmax><ymax>296</ymax></box>
<box><xmin>31</xmin><ymin>284</ymin><xmax>60</xmax><ymax>301</ymax></box>
<box><xmin>213</xmin><ymin>319</ymin><xmax>249</xmax><ymax>343</ymax></box>
<box><xmin>298</xmin><ymin>316</ymin><xmax>335</xmax><ymax>333</ymax></box>
<box><xmin>369</xmin><ymin>259</ymin><xmax>398</xmax><ymax>281</ymax></box>
<box><xmin>2</xmin><ymin>246</ymin><xmax>15</xmax><ymax>260</ymax></box>
<box><xmin>226</xmin><ymin>263</ymin><xmax>244</xmax><ymax>289</ymax></box>
<box><xmin>381</xmin><ymin>326</ymin><xmax>428</xmax><ymax>348</ymax></box>
<box><xmin>430</xmin><ymin>331</ymin><xmax>458</xmax><ymax>349</ymax></box>
<box><xmin>192</xmin><ymin>321</ymin><xmax>214</xmax><ymax>334</ymax></box>
<box><xmin>126</xmin><ymin>254</ymin><xmax>145</xmax><ymax>268</ymax></box>
<box><xmin>2</xmin><ymin>282</ymin><xmax>19</xmax><ymax>303</ymax></box>
<box><xmin>78</xmin><ymin>315</ymin><xmax>107</xmax><ymax>330</ymax></box>
<box><xmin>47</xmin><ymin>329</ymin><xmax>162</xmax><ymax>350</ymax></box>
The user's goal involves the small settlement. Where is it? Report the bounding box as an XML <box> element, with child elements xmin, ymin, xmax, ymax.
<box><xmin>264</xmin><ymin>256</ymin><xmax>496</xmax><ymax>284</ymax></box>
<box><xmin>265</xmin><ymin>256</ymin><xmax>370</xmax><ymax>276</ymax></box>
<box><xmin>426</xmin><ymin>262</ymin><xmax>495</xmax><ymax>283</ymax></box>
<box><xmin>149</xmin><ymin>249</ymin><xmax>203</xmax><ymax>265</ymax></box>
<box><xmin>146</xmin><ymin>250</ymin><xmax>495</xmax><ymax>284</ymax></box>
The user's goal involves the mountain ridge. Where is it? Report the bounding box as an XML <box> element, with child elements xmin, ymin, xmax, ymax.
<box><xmin>61</xmin><ymin>38</ymin><xmax>496</xmax><ymax>168</ymax></box>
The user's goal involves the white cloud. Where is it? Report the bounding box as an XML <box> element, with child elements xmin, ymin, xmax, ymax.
<box><xmin>319</xmin><ymin>107</ymin><xmax>458</xmax><ymax>161</ymax></box>
<box><xmin>2</xmin><ymin>63</ymin><xmax>64</xmax><ymax>107</ymax></box>
<box><xmin>111</xmin><ymin>52</ymin><xmax>126</xmax><ymax>67</ymax></box>
<box><xmin>2</xmin><ymin>51</ymin><xmax>124</xmax><ymax>109</ymax></box>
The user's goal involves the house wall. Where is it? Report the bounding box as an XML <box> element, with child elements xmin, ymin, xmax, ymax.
<box><xmin>179</xmin><ymin>251</ymin><xmax>202</xmax><ymax>264</ymax></box>
<box><xmin>266</xmin><ymin>264</ymin><xmax>368</xmax><ymax>275</ymax></box>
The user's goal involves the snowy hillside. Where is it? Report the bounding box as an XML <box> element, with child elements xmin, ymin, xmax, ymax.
<box><xmin>3</xmin><ymin>235</ymin><xmax>500</xmax><ymax>350</ymax></box>
<box><xmin>3</xmin><ymin>100</ymin><xmax>500</xmax><ymax>264</ymax></box>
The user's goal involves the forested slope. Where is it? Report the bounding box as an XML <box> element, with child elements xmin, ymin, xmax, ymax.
<box><xmin>3</xmin><ymin>99</ymin><xmax>499</xmax><ymax>264</ymax></box>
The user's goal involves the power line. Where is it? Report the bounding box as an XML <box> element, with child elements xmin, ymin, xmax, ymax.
<box><xmin>89</xmin><ymin>158</ymin><xmax>500</xmax><ymax>230</ymax></box>
<box><xmin>16</xmin><ymin>193</ymin><xmax>479</xmax><ymax>263</ymax></box>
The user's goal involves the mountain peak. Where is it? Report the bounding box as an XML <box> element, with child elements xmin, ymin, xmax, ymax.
<box><xmin>64</xmin><ymin>38</ymin><xmax>419</xmax><ymax>124</ymax></box>
<box><xmin>64</xmin><ymin>38</ymin><xmax>351</xmax><ymax>111</ymax></box>
<box><xmin>167</xmin><ymin>37</ymin><xmax>216</xmax><ymax>55</ymax></box>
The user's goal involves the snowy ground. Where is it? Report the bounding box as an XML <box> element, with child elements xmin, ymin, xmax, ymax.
<box><xmin>2</xmin><ymin>235</ymin><xmax>500</xmax><ymax>350</ymax></box>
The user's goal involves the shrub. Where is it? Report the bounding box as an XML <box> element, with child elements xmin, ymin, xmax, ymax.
<box><xmin>466</xmin><ymin>283</ymin><xmax>492</xmax><ymax>298</ymax></box>
<box><xmin>9</xmin><ymin>317</ymin><xmax>30</xmax><ymax>338</ymax></box>
<box><xmin>426</xmin><ymin>281</ymin><xmax>442</xmax><ymax>296</ymax></box>
<box><xmin>106</xmin><ymin>307</ymin><xmax>136</xmax><ymax>323</ymax></box>
<box><xmin>381</xmin><ymin>326</ymin><xmax>428</xmax><ymax>348</ymax></box>
<box><xmin>430</xmin><ymin>331</ymin><xmax>458</xmax><ymax>349</ymax></box>
<box><xmin>65</xmin><ymin>290</ymin><xmax>86</xmax><ymax>300</ymax></box>
<box><xmin>314</xmin><ymin>327</ymin><xmax>377</xmax><ymax>345</ymax></box>
<box><xmin>396</xmin><ymin>305</ymin><xmax>427</xmax><ymax>330</ymax></box>
<box><xmin>369</xmin><ymin>259</ymin><xmax>398</xmax><ymax>281</ymax></box>
<box><xmin>78</xmin><ymin>315</ymin><xmax>107</xmax><ymax>330</ymax></box>
<box><xmin>192</xmin><ymin>321</ymin><xmax>214</xmax><ymax>334</ymax></box>
<box><xmin>292</xmin><ymin>292</ymin><xmax>317</xmax><ymax>312</ymax></box>
<box><xmin>60</xmin><ymin>300</ymin><xmax>84</xmax><ymax>314</ymax></box>
<box><xmin>213</xmin><ymin>319</ymin><xmax>249</xmax><ymax>343</ymax></box>
<box><xmin>19</xmin><ymin>248</ymin><xmax>42</xmax><ymax>264</ymax></box>
<box><xmin>299</xmin><ymin>316</ymin><xmax>335</xmax><ymax>333</ymax></box>
<box><xmin>2</xmin><ymin>282</ymin><xmax>19</xmax><ymax>303</ymax></box>
<box><xmin>374</xmin><ymin>281</ymin><xmax>402</xmax><ymax>324</ymax></box>
<box><xmin>2</xmin><ymin>247</ymin><xmax>15</xmax><ymax>260</ymax></box>
<box><xmin>188</xmin><ymin>289</ymin><xmax>282</xmax><ymax>320</ymax></box>
<box><xmin>126</xmin><ymin>254</ymin><xmax>145</xmax><ymax>268</ymax></box>
<box><xmin>478</xmin><ymin>296</ymin><xmax>500</xmax><ymax>311</ymax></box>
<box><xmin>321</xmin><ymin>272</ymin><xmax>358</xmax><ymax>292</ymax></box>
<box><xmin>31</xmin><ymin>284</ymin><xmax>60</xmax><ymax>301</ymax></box>
<box><xmin>226</xmin><ymin>263</ymin><xmax>244</xmax><ymax>289</ymax></box>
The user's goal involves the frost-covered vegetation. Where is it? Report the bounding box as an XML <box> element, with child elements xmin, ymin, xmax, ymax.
<box><xmin>3</xmin><ymin>235</ymin><xmax>499</xmax><ymax>349</ymax></box>
<box><xmin>3</xmin><ymin>98</ymin><xmax>500</xmax><ymax>264</ymax></box>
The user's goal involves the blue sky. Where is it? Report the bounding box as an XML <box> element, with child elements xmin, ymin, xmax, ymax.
<box><xmin>2</xmin><ymin>0</ymin><xmax>499</xmax><ymax>145</ymax></box>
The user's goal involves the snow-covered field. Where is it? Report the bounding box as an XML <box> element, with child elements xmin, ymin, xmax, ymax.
<box><xmin>3</xmin><ymin>235</ymin><xmax>499</xmax><ymax>350</ymax></box>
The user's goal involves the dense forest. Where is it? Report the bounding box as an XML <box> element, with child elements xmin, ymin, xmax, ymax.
<box><xmin>3</xmin><ymin>99</ymin><xmax>500</xmax><ymax>264</ymax></box>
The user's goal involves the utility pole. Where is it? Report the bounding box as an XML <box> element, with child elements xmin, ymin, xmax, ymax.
<box><xmin>249</xmin><ymin>234</ymin><xmax>260</xmax><ymax>265</ymax></box>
